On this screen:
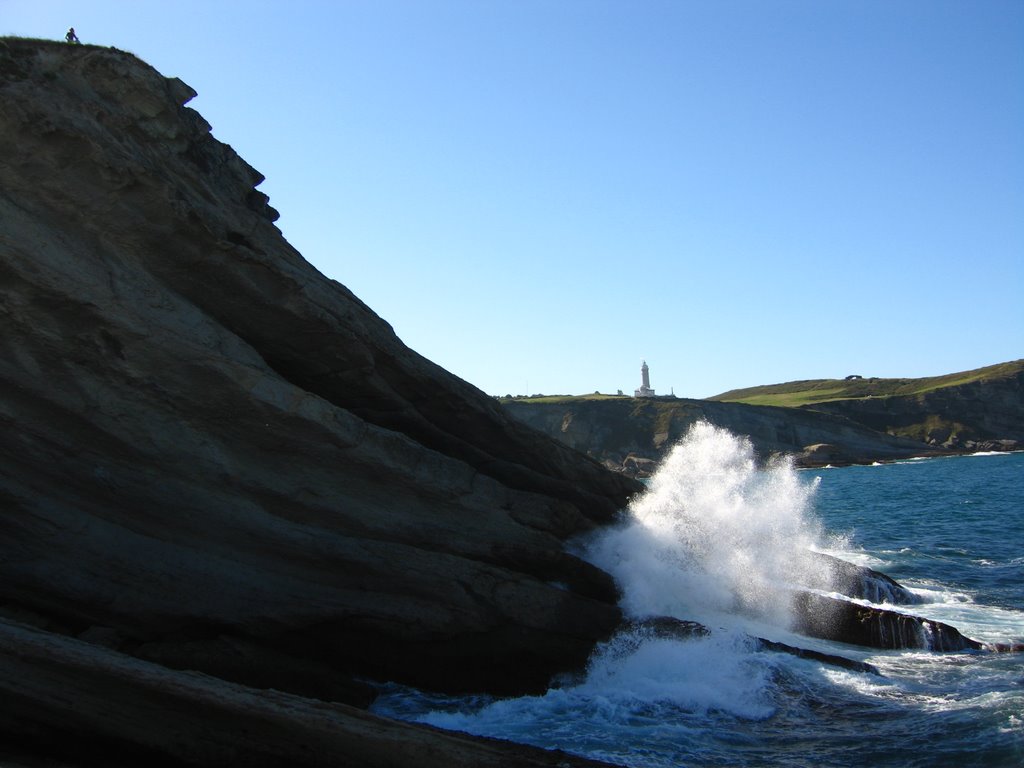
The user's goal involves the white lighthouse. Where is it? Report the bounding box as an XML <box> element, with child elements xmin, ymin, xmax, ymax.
<box><xmin>634</xmin><ymin>360</ymin><xmax>656</xmax><ymax>398</ymax></box>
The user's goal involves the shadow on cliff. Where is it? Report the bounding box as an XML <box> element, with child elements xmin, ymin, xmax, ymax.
<box><xmin>0</xmin><ymin>37</ymin><xmax>639</xmax><ymax>768</ymax></box>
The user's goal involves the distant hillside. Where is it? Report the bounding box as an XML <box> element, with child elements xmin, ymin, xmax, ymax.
<box><xmin>502</xmin><ymin>396</ymin><xmax>948</xmax><ymax>474</ymax></box>
<box><xmin>501</xmin><ymin>360</ymin><xmax>1023</xmax><ymax>474</ymax></box>
<box><xmin>709</xmin><ymin>360</ymin><xmax>1023</xmax><ymax>408</ymax></box>
<box><xmin>709</xmin><ymin>360</ymin><xmax>1024</xmax><ymax>449</ymax></box>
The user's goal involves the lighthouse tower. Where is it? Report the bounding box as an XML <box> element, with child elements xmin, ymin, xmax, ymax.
<box><xmin>634</xmin><ymin>360</ymin><xmax>656</xmax><ymax>398</ymax></box>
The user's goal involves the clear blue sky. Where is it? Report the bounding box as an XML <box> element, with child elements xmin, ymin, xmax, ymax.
<box><xmin>6</xmin><ymin>1</ymin><xmax>1022</xmax><ymax>398</ymax></box>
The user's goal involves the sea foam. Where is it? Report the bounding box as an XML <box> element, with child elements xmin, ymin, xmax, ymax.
<box><xmin>404</xmin><ymin>423</ymin><xmax>812</xmax><ymax>738</ymax></box>
<box><xmin>584</xmin><ymin>421</ymin><xmax>827</xmax><ymax>629</ymax></box>
<box><xmin>371</xmin><ymin>440</ymin><xmax>1024</xmax><ymax>768</ymax></box>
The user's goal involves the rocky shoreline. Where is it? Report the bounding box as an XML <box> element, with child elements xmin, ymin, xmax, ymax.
<box><xmin>796</xmin><ymin>441</ymin><xmax>1021</xmax><ymax>469</ymax></box>
<box><xmin>0</xmin><ymin>38</ymin><xmax>635</xmax><ymax>765</ymax></box>
<box><xmin>503</xmin><ymin>397</ymin><xmax>1021</xmax><ymax>476</ymax></box>
<box><xmin>1</xmin><ymin>38</ymin><xmax>1016</xmax><ymax>767</ymax></box>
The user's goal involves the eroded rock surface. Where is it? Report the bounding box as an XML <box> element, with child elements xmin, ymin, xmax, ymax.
<box><xmin>505</xmin><ymin>397</ymin><xmax>945</xmax><ymax>473</ymax></box>
<box><xmin>806</xmin><ymin>368</ymin><xmax>1024</xmax><ymax>448</ymax></box>
<box><xmin>0</xmin><ymin>618</ymin><xmax>617</xmax><ymax>768</ymax></box>
<box><xmin>0</xmin><ymin>38</ymin><xmax>643</xmax><ymax>762</ymax></box>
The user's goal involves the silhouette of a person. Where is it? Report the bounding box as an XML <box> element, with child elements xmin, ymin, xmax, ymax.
<box><xmin>65</xmin><ymin>28</ymin><xmax>80</xmax><ymax>44</ymax></box>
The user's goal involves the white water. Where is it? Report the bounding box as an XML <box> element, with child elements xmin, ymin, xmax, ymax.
<box><xmin>584</xmin><ymin>421</ymin><xmax>830</xmax><ymax>630</ymax></box>
<box><xmin>382</xmin><ymin>424</ymin><xmax>835</xmax><ymax>736</ymax></box>
<box><xmin>373</xmin><ymin>425</ymin><xmax>1024</xmax><ymax>767</ymax></box>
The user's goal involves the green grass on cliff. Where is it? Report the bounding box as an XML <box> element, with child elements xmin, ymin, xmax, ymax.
<box><xmin>708</xmin><ymin>359</ymin><xmax>1024</xmax><ymax>408</ymax></box>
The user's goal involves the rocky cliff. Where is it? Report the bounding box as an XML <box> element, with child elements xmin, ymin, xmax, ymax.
<box><xmin>504</xmin><ymin>396</ymin><xmax>947</xmax><ymax>473</ymax></box>
<box><xmin>803</xmin><ymin>364</ymin><xmax>1024</xmax><ymax>450</ymax></box>
<box><xmin>0</xmin><ymin>38</ymin><xmax>639</xmax><ymax>765</ymax></box>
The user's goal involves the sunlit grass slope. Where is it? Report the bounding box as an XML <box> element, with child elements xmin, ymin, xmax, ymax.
<box><xmin>707</xmin><ymin>360</ymin><xmax>1024</xmax><ymax>408</ymax></box>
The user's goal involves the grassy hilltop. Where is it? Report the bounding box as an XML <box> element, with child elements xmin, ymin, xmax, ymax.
<box><xmin>500</xmin><ymin>360</ymin><xmax>1024</xmax><ymax>471</ymax></box>
<box><xmin>706</xmin><ymin>359</ymin><xmax>1024</xmax><ymax>447</ymax></box>
<box><xmin>707</xmin><ymin>360</ymin><xmax>1024</xmax><ymax>408</ymax></box>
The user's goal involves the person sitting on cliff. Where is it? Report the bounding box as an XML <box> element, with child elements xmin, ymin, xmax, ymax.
<box><xmin>65</xmin><ymin>27</ymin><xmax>80</xmax><ymax>44</ymax></box>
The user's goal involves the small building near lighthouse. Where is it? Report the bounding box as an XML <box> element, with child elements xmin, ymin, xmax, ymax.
<box><xmin>634</xmin><ymin>360</ymin><xmax>656</xmax><ymax>398</ymax></box>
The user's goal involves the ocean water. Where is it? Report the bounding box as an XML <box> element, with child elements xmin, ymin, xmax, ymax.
<box><xmin>373</xmin><ymin>424</ymin><xmax>1024</xmax><ymax>767</ymax></box>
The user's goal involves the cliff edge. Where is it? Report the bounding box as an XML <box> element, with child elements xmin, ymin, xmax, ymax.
<box><xmin>0</xmin><ymin>38</ymin><xmax>638</xmax><ymax>765</ymax></box>
<box><xmin>798</xmin><ymin>362</ymin><xmax>1024</xmax><ymax>450</ymax></box>
<box><xmin>505</xmin><ymin>361</ymin><xmax>1023</xmax><ymax>475</ymax></box>
<box><xmin>504</xmin><ymin>396</ymin><xmax>943</xmax><ymax>474</ymax></box>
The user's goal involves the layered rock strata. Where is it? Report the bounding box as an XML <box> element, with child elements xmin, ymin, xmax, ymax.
<box><xmin>505</xmin><ymin>397</ymin><xmax>944</xmax><ymax>474</ymax></box>
<box><xmin>0</xmin><ymin>37</ymin><xmax>641</xmax><ymax>762</ymax></box>
<box><xmin>0</xmin><ymin>619</ymin><xmax>617</xmax><ymax>768</ymax></box>
<box><xmin>805</xmin><ymin>368</ymin><xmax>1024</xmax><ymax>449</ymax></box>
<box><xmin>0</xmin><ymin>618</ymin><xmax>614</xmax><ymax>768</ymax></box>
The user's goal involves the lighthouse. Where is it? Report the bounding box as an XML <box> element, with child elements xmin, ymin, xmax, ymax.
<box><xmin>634</xmin><ymin>360</ymin><xmax>656</xmax><ymax>398</ymax></box>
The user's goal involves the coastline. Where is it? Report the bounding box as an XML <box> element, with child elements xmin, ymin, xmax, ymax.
<box><xmin>503</xmin><ymin>395</ymin><xmax>1023</xmax><ymax>477</ymax></box>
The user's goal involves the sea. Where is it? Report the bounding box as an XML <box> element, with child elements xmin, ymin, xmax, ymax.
<box><xmin>372</xmin><ymin>423</ymin><xmax>1024</xmax><ymax>767</ymax></box>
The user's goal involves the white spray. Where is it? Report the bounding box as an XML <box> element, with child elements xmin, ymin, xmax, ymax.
<box><xmin>377</xmin><ymin>428</ymin><xmax>1022</xmax><ymax>765</ymax></box>
<box><xmin>585</xmin><ymin>421</ymin><xmax>826</xmax><ymax>630</ymax></box>
<box><xmin>404</xmin><ymin>423</ymin><xmax>821</xmax><ymax>738</ymax></box>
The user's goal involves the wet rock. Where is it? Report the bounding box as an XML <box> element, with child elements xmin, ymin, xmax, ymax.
<box><xmin>800</xmin><ymin>551</ymin><xmax>923</xmax><ymax>605</ymax></box>
<box><xmin>621</xmin><ymin>454</ymin><xmax>659</xmax><ymax>477</ymax></box>
<box><xmin>791</xmin><ymin>592</ymin><xmax>983</xmax><ymax>651</ymax></box>
<box><xmin>621</xmin><ymin>616</ymin><xmax>878</xmax><ymax>675</ymax></box>
<box><xmin>754</xmin><ymin>637</ymin><xmax>880</xmax><ymax>675</ymax></box>
<box><xmin>621</xmin><ymin>616</ymin><xmax>711</xmax><ymax>641</ymax></box>
<box><xmin>985</xmin><ymin>641</ymin><xmax>1024</xmax><ymax>653</ymax></box>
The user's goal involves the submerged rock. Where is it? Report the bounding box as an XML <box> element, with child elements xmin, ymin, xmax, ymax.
<box><xmin>620</xmin><ymin>616</ymin><xmax>879</xmax><ymax>675</ymax></box>
<box><xmin>754</xmin><ymin>637</ymin><xmax>880</xmax><ymax>676</ymax></box>
<box><xmin>620</xmin><ymin>616</ymin><xmax>712</xmax><ymax>641</ymax></box>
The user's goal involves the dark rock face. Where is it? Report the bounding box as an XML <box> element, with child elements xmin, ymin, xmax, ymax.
<box><xmin>0</xmin><ymin>619</ymin><xmax>617</xmax><ymax>768</ymax></box>
<box><xmin>0</xmin><ymin>37</ymin><xmax>643</xmax><ymax>760</ymax></box>
<box><xmin>789</xmin><ymin>553</ymin><xmax>990</xmax><ymax>653</ymax></box>
<box><xmin>754</xmin><ymin>637</ymin><xmax>880</xmax><ymax>675</ymax></box>
<box><xmin>505</xmin><ymin>398</ymin><xmax>945</xmax><ymax>472</ymax></box>
<box><xmin>619</xmin><ymin>616</ymin><xmax>879</xmax><ymax>675</ymax></box>
<box><xmin>801</xmin><ymin>551</ymin><xmax>923</xmax><ymax>605</ymax></box>
<box><xmin>791</xmin><ymin>592</ymin><xmax>983</xmax><ymax>651</ymax></box>
<box><xmin>620</xmin><ymin>616</ymin><xmax>711</xmax><ymax>642</ymax></box>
